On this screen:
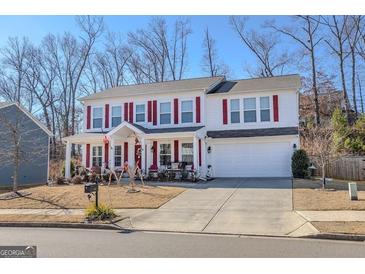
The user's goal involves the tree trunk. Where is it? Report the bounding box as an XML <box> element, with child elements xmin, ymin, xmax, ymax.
<box><xmin>321</xmin><ymin>164</ymin><xmax>326</xmax><ymax>189</ymax></box>
<box><xmin>351</xmin><ymin>49</ymin><xmax>358</xmax><ymax>118</ymax></box>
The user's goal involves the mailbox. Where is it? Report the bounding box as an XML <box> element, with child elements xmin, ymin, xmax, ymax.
<box><xmin>84</xmin><ymin>183</ymin><xmax>97</xmax><ymax>193</ymax></box>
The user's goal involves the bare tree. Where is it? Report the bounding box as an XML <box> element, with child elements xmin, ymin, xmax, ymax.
<box><xmin>269</xmin><ymin>16</ymin><xmax>322</xmax><ymax>125</ymax></box>
<box><xmin>320</xmin><ymin>16</ymin><xmax>351</xmax><ymax>120</ymax></box>
<box><xmin>230</xmin><ymin>16</ymin><xmax>290</xmax><ymax>78</ymax></box>
<box><xmin>128</xmin><ymin>17</ymin><xmax>191</xmax><ymax>82</ymax></box>
<box><xmin>357</xmin><ymin>73</ymin><xmax>365</xmax><ymax>113</ymax></box>
<box><xmin>201</xmin><ymin>28</ymin><xmax>230</xmax><ymax>77</ymax></box>
<box><xmin>301</xmin><ymin>125</ymin><xmax>338</xmax><ymax>188</ymax></box>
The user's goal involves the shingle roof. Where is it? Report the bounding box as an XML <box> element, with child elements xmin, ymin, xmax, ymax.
<box><xmin>207</xmin><ymin>127</ymin><xmax>298</xmax><ymax>138</ymax></box>
<box><xmin>207</xmin><ymin>74</ymin><xmax>301</xmax><ymax>94</ymax></box>
<box><xmin>79</xmin><ymin>76</ymin><xmax>224</xmax><ymax>101</ymax></box>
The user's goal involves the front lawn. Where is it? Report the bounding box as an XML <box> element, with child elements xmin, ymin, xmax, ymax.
<box><xmin>312</xmin><ymin>221</ymin><xmax>365</xmax><ymax>235</ymax></box>
<box><xmin>0</xmin><ymin>184</ymin><xmax>184</xmax><ymax>209</ymax></box>
<box><xmin>293</xmin><ymin>179</ymin><xmax>365</xmax><ymax>210</ymax></box>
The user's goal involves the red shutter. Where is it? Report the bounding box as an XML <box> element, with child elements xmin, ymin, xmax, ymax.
<box><xmin>222</xmin><ymin>99</ymin><xmax>228</xmax><ymax>124</ymax></box>
<box><xmin>105</xmin><ymin>104</ymin><xmax>109</xmax><ymax>128</ymax></box>
<box><xmin>174</xmin><ymin>98</ymin><xmax>179</xmax><ymax>124</ymax></box>
<box><xmin>147</xmin><ymin>101</ymin><xmax>152</xmax><ymax>122</ymax></box>
<box><xmin>124</xmin><ymin>142</ymin><xmax>128</xmax><ymax>163</ymax></box>
<box><xmin>174</xmin><ymin>140</ymin><xmax>179</xmax><ymax>162</ymax></box>
<box><xmin>273</xmin><ymin>95</ymin><xmax>279</xmax><ymax>122</ymax></box>
<box><xmin>86</xmin><ymin>144</ymin><xmax>90</xmax><ymax>168</ymax></box>
<box><xmin>104</xmin><ymin>143</ymin><xmax>109</xmax><ymax>167</ymax></box>
<box><xmin>129</xmin><ymin>102</ymin><xmax>134</xmax><ymax>123</ymax></box>
<box><xmin>153</xmin><ymin>141</ymin><xmax>158</xmax><ymax>166</ymax></box>
<box><xmin>86</xmin><ymin>106</ymin><xmax>91</xmax><ymax>129</ymax></box>
<box><xmin>124</xmin><ymin>102</ymin><xmax>129</xmax><ymax>122</ymax></box>
<box><xmin>153</xmin><ymin>100</ymin><xmax>157</xmax><ymax>125</ymax></box>
<box><xmin>198</xmin><ymin>139</ymin><xmax>202</xmax><ymax>167</ymax></box>
<box><xmin>196</xmin><ymin>96</ymin><xmax>201</xmax><ymax>123</ymax></box>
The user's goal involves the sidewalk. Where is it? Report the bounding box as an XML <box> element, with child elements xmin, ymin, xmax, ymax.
<box><xmin>297</xmin><ymin>211</ymin><xmax>365</xmax><ymax>222</ymax></box>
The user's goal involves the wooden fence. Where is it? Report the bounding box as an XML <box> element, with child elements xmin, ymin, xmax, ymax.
<box><xmin>312</xmin><ymin>156</ymin><xmax>365</xmax><ymax>181</ymax></box>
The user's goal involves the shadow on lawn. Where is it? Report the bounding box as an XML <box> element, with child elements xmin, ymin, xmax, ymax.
<box><xmin>20</xmin><ymin>195</ymin><xmax>69</xmax><ymax>209</ymax></box>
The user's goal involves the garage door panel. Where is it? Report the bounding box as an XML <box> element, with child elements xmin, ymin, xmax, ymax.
<box><xmin>210</xmin><ymin>141</ymin><xmax>292</xmax><ymax>177</ymax></box>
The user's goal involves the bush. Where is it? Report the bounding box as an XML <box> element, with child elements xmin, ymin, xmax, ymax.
<box><xmin>62</xmin><ymin>160</ymin><xmax>75</xmax><ymax>177</ymax></box>
<box><xmin>291</xmin><ymin>149</ymin><xmax>310</xmax><ymax>178</ymax></box>
<box><xmin>71</xmin><ymin>175</ymin><xmax>83</xmax><ymax>184</ymax></box>
<box><xmin>85</xmin><ymin>204</ymin><xmax>116</xmax><ymax>221</ymax></box>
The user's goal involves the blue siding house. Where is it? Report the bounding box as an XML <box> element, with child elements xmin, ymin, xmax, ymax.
<box><xmin>0</xmin><ymin>102</ymin><xmax>52</xmax><ymax>187</ymax></box>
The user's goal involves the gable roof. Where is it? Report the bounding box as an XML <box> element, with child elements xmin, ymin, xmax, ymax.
<box><xmin>208</xmin><ymin>74</ymin><xmax>301</xmax><ymax>94</ymax></box>
<box><xmin>79</xmin><ymin>76</ymin><xmax>224</xmax><ymax>101</ymax></box>
<box><xmin>0</xmin><ymin>102</ymin><xmax>52</xmax><ymax>136</ymax></box>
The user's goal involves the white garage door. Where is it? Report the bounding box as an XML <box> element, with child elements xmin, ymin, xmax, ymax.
<box><xmin>210</xmin><ymin>141</ymin><xmax>292</xmax><ymax>177</ymax></box>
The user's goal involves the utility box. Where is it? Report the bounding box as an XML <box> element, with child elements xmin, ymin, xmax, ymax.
<box><xmin>84</xmin><ymin>183</ymin><xmax>97</xmax><ymax>193</ymax></box>
<box><xmin>348</xmin><ymin>182</ymin><xmax>358</xmax><ymax>201</ymax></box>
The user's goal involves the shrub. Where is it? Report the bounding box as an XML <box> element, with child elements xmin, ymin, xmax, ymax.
<box><xmin>62</xmin><ymin>161</ymin><xmax>75</xmax><ymax>177</ymax></box>
<box><xmin>291</xmin><ymin>149</ymin><xmax>310</xmax><ymax>178</ymax></box>
<box><xmin>71</xmin><ymin>175</ymin><xmax>83</xmax><ymax>184</ymax></box>
<box><xmin>85</xmin><ymin>204</ymin><xmax>116</xmax><ymax>221</ymax></box>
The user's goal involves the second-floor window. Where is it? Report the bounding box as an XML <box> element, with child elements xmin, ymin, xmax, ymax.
<box><xmin>181</xmin><ymin>100</ymin><xmax>193</xmax><ymax>123</ymax></box>
<box><xmin>136</xmin><ymin>104</ymin><xmax>145</xmax><ymax>123</ymax></box>
<box><xmin>243</xmin><ymin>98</ymin><xmax>256</xmax><ymax>123</ymax></box>
<box><xmin>260</xmin><ymin>96</ymin><xmax>270</xmax><ymax>122</ymax></box>
<box><xmin>160</xmin><ymin>102</ymin><xmax>171</xmax><ymax>125</ymax></box>
<box><xmin>230</xmin><ymin>99</ymin><xmax>240</xmax><ymax>123</ymax></box>
<box><xmin>111</xmin><ymin>106</ymin><xmax>122</xmax><ymax>127</ymax></box>
<box><xmin>92</xmin><ymin>107</ymin><xmax>103</xmax><ymax>129</ymax></box>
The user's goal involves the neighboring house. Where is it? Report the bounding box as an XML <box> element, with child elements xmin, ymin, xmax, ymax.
<box><xmin>299</xmin><ymin>90</ymin><xmax>351</xmax><ymax>125</ymax></box>
<box><xmin>64</xmin><ymin>74</ymin><xmax>301</xmax><ymax>178</ymax></box>
<box><xmin>0</xmin><ymin>102</ymin><xmax>52</xmax><ymax>187</ymax></box>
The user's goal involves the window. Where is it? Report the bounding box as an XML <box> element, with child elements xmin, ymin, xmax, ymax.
<box><xmin>159</xmin><ymin>143</ymin><xmax>171</xmax><ymax>165</ymax></box>
<box><xmin>181</xmin><ymin>100</ymin><xmax>193</xmax><ymax>123</ymax></box>
<box><xmin>111</xmin><ymin>106</ymin><xmax>122</xmax><ymax>127</ymax></box>
<box><xmin>114</xmin><ymin>145</ymin><xmax>122</xmax><ymax>167</ymax></box>
<box><xmin>230</xmin><ymin>99</ymin><xmax>240</xmax><ymax>123</ymax></box>
<box><xmin>243</xmin><ymin>98</ymin><xmax>257</xmax><ymax>123</ymax></box>
<box><xmin>181</xmin><ymin>143</ymin><xmax>193</xmax><ymax>164</ymax></box>
<box><xmin>92</xmin><ymin>107</ymin><xmax>103</xmax><ymax>128</ymax></box>
<box><xmin>160</xmin><ymin>102</ymin><xmax>171</xmax><ymax>125</ymax></box>
<box><xmin>92</xmin><ymin>146</ymin><xmax>102</xmax><ymax>167</ymax></box>
<box><xmin>136</xmin><ymin>104</ymin><xmax>145</xmax><ymax>123</ymax></box>
<box><xmin>260</xmin><ymin>96</ymin><xmax>270</xmax><ymax>122</ymax></box>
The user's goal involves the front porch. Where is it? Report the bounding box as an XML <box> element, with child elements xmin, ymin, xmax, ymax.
<box><xmin>63</xmin><ymin>122</ymin><xmax>207</xmax><ymax>180</ymax></box>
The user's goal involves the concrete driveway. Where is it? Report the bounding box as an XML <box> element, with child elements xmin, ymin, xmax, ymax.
<box><xmin>122</xmin><ymin>178</ymin><xmax>318</xmax><ymax>237</ymax></box>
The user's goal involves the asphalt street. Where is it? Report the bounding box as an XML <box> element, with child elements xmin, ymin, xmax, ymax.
<box><xmin>0</xmin><ymin>227</ymin><xmax>364</xmax><ymax>258</ymax></box>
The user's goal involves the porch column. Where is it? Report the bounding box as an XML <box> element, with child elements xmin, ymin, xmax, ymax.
<box><xmin>65</xmin><ymin>141</ymin><xmax>72</xmax><ymax>179</ymax></box>
<box><xmin>82</xmin><ymin>144</ymin><xmax>86</xmax><ymax>167</ymax></box>
<box><xmin>201</xmin><ymin>138</ymin><xmax>207</xmax><ymax>176</ymax></box>
<box><xmin>141</xmin><ymin>137</ymin><xmax>146</xmax><ymax>173</ymax></box>
<box><xmin>110</xmin><ymin>138</ymin><xmax>115</xmax><ymax>169</ymax></box>
<box><xmin>128</xmin><ymin>137</ymin><xmax>134</xmax><ymax>167</ymax></box>
<box><xmin>146</xmin><ymin>140</ymin><xmax>152</xmax><ymax>170</ymax></box>
<box><xmin>193</xmin><ymin>136</ymin><xmax>199</xmax><ymax>170</ymax></box>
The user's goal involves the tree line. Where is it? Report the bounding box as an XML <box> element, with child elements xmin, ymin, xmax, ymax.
<box><xmin>0</xmin><ymin>16</ymin><xmax>365</xmax><ymax>159</ymax></box>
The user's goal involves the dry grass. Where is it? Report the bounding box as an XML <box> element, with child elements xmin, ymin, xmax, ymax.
<box><xmin>312</xmin><ymin>221</ymin><xmax>365</xmax><ymax>235</ymax></box>
<box><xmin>0</xmin><ymin>184</ymin><xmax>184</xmax><ymax>209</ymax></box>
<box><xmin>0</xmin><ymin>214</ymin><xmax>84</xmax><ymax>223</ymax></box>
<box><xmin>293</xmin><ymin>188</ymin><xmax>365</xmax><ymax>210</ymax></box>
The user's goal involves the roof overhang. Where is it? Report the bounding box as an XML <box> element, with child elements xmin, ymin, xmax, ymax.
<box><xmin>106</xmin><ymin>121</ymin><xmax>145</xmax><ymax>137</ymax></box>
<box><xmin>63</xmin><ymin>133</ymin><xmax>105</xmax><ymax>144</ymax></box>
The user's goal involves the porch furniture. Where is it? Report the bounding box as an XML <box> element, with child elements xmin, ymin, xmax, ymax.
<box><xmin>148</xmin><ymin>164</ymin><xmax>159</xmax><ymax>181</ymax></box>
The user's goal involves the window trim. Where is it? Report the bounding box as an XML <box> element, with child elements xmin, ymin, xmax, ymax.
<box><xmin>91</xmin><ymin>145</ymin><xmax>103</xmax><ymax>167</ymax></box>
<box><xmin>135</xmin><ymin>103</ymin><xmax>146</xmax><ymax>123</ymax></box>
<box><xmin>243</xmin><ymin>97</ymin><xmax>257</xmax><ymax>123</ymax></box>
<box><xmin>91</xmin><ymin>106</ymin><xmax>104</xmax><ymax>129</ymax></box>
<box><xmin>181</xmin><ymin>142</ymin><xmax>194</xmax><ymax>165</ymax></box>
<box><xmin>159</xmin><ymin>101</ymin><xmax>172</xmax><ymax>125</ymax></box>
<box><xmin>259</xmin><ymin>96</ymin><xmax>271</xmax><ymax>122</ymax></box>
<box><xmin>229</xmin><ymin>98</ymin><xmax>241</xmax><ymax>124</ymax></box>
<box><xmin>180</xmin><ymin>99</ymin><xmax>194</xmax><ymax>124</ymax></box>
<box><xmin>114</xmin><ymin>144</ymin><xmax>122</xmax><ymax>167</ymax></box>
<box><xmin>110</xmin><ymin>105</ymin><xmax>122</xmax><ymax>128</ymax></box>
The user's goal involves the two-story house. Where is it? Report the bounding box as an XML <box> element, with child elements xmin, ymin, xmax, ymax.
<box><xmin>64</xmin><ymin>74</ymin><xmax>300</xmax><ymax>178</ymax></box>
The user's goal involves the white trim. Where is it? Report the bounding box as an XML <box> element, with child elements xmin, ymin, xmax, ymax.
<box><xmin>0</xmin><ymin>102</ymin><xmax>52</xmax><ymax>136</ymax></box>
<box><xmin>107</xmin><ymin>121</ymin><xmax>145</xmax><ymax>137</ymax></box>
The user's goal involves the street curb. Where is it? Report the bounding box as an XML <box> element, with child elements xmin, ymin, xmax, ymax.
<box><xmin>0</xmin><ymin>222</ymin><xmax>122</xmax><ymax>231</ymax></box>
<box><xmin>303</xmin><ymin>233</ymin><xmax>365</xmax><ymax>242</ymax></box>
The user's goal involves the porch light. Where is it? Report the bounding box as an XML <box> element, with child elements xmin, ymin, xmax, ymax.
<box><xmin>207</xmin><ymin>146</ymin><xmax>211</xmax><ymax>153</ymax></box>
<box><xmin>292</xmin><ymin>143</ymin><xmax>297</xmax><ymax>149</ymax></box>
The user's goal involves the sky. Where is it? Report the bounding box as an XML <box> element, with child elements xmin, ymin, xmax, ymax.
<box><xmin>0</xmin><ymin>15</ymin><xmax>293</xmax><ymax>80</ymax></box>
